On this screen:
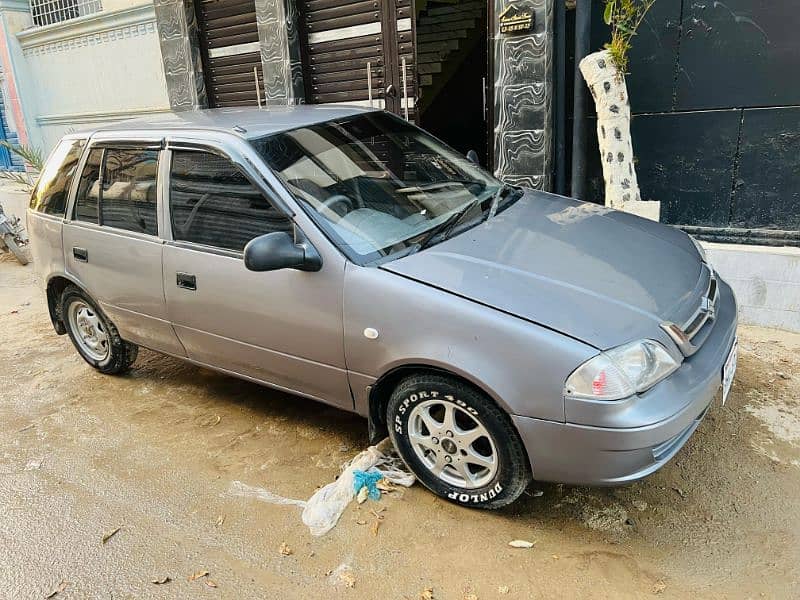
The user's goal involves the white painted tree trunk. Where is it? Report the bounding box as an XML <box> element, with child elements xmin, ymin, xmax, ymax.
<box><xmin>579</xmin><ymin>49</ymin><xmax>649</xmax><ymax>213</ymax></box>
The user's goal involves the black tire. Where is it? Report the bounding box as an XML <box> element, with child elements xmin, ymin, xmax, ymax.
<box><xmin>3</xmin><ymin>234</ymin><xmax>28</xmax><ymax>265</ymax></box>
<box><xmin>387</xmin><ymin>373</ymin><xmax>531</xmax><ymax>509</ymax></box>
<box><xmin>61</xmin><ymin>285</ymin><xmax>138</xmax><ymax>374</ymax></box>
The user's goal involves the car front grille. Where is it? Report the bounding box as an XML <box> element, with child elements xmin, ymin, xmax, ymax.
<box><xmin>661</xmin><ymin>264</ymin><xmax>719</xmax><ymax>357</ymax></box>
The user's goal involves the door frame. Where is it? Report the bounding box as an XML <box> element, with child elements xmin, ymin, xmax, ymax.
<box><xmin>486</xmin><ymin>0</ymin><xmax>496</xmax><ymax>172</ymax></box>
<box><xmin>192</xmin><ymin>0</ymin><xmax>216</xmax><ymax>108</ymax></box>
<box><xmin>381</xmin><ymin>0</ymin><xmax>401</xmax><ymax>115</ymax></box>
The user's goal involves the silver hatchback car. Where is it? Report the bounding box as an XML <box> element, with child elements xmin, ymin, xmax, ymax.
<box><xmin>28</xmin><ymin>106</ymin><xmax>737</xmax><ymax>508</ymax></box>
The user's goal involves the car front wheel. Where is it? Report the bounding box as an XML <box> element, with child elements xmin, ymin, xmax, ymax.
<box><xmin>387</xmin><ymin>373</ymin><xmax>531</xmax><ymax>509</ymax></box>
<box><xmin>61</xmin><ymin>285</ymin><xmax>138</xmax><ymax>374</ymax></box>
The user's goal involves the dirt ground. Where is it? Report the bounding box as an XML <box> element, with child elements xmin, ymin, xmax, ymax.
<box><xmin>1</xmin><ymin>216</ymin><xmax>799</xmax><ymax>598</ymax></box>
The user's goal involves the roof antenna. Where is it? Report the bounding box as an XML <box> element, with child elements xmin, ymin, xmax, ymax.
<box><xmin>255</xmin><ymin>67</ymin><xmax>262</xmax><ymax>109</ymax></box>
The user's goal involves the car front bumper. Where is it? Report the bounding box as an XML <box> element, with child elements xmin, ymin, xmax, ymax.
<box><xmin>513</xmin><ymin>278</ymin><xmax>738</xmax><ymax>486</ymax></box>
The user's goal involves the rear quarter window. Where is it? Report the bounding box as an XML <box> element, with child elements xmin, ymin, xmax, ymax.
<box><xmin>30</xmin><ymin>139</ymin><xmax>86</xmax><ymax>216</ymax></box>
<box><xmin>73</xmin><ymin>149</ymin><xmax>102</xmax><ymax>223</ymax></box>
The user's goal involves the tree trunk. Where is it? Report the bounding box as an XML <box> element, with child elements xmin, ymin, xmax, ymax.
<box><xmin>579</xmin><ymin>49</ymin><xmax>641</xmax><ymax>210</ymax></box>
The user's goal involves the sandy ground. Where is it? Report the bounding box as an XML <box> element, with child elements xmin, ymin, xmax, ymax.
<box><xmin>1</xmin><ymin>198</ymin><xmax>799</xmax><ymax>598</ymax></box>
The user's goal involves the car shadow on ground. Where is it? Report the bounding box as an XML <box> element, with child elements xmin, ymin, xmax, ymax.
<box><xmin>119</xmin><ymin>342</ymin><xmax>796</xmax><ymax>553</ymax></box>
<box><xmin>129</xmin><ymin>348</ymin><xmax>370</xmax><ymax>447</ymax></box>
<box><xmin>123</xmin><ymin>348</ymin><xmax>682</xmax><ymax>532</ymax></box>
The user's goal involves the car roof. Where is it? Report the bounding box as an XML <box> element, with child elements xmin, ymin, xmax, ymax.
<box><xmin>79</xmin><ymin>105</ymin><xmax>376</xmax><ymax>140</ymax></box>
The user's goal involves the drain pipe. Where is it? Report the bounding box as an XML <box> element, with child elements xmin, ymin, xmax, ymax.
<box><xmin>570</xmin><ymin>0</ymin><xmax>592</xmax><ymax>200</ymax></box>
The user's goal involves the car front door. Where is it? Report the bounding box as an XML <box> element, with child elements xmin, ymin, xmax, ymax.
<box><xmin>161</xmin><ymin>142</ymin><xmax>351</xmax><ymax>409</ymax></box>
<box><xmin>62</xmin><ymin>141</ymin><xmax>185</xmax><ymax>356</ymax></box>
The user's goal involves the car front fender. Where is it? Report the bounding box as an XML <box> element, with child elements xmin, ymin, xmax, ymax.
<box><xmin>343</xmin><ymin>263</ymin><xmax>598</xmax><ymax>424</ymax></box>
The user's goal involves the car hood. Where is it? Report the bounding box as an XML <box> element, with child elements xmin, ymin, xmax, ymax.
<box><xmin>380</xmin><ymin>191</ymin><xmax>704</xmax><ymax>349</ymax></box>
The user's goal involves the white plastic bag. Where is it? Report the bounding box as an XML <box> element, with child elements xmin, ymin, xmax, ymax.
<box><xmin>229</xmin><ymin>439</ymin><xmax>415</xmax><ymax>536</ymax></box>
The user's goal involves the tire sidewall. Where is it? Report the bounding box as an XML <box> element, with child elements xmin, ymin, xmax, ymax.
<box><xmin>62</xmin><ymin>289</ymin><xmax>115</xmax><ymax>370</ymax></box>
<box><xmin>388</xmin><ymin>379</ymin><xmax>520</xmax><ymax>507</ymax></box>
<box><xmin>3</xmin><ymin>234</ymin><xmax>29</xmax><ymax>265</ymax></box>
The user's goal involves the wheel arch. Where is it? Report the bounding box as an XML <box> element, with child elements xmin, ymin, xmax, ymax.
<box><xmin>366</xmin><ymin>362</ymin><xmax>514</xmax><ymax>445</ymax></box>
<box><xmin>45</xmin><ymin>273</ymin><xmax>86</xmax><ymax>335</ymax></box>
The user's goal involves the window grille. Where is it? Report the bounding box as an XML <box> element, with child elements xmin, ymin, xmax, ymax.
<box><xmin>30</xmin><ymin>0</ymin><xmax>102</xmax><ymax>27</ymax></box>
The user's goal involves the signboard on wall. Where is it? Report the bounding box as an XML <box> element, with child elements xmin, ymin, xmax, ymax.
<box><xmin>499</xmin><ymin>4</ymin><xmax>534</xmax><ymax>34</ymax></box>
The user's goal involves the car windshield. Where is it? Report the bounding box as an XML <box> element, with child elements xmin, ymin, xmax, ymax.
<box><xmin>250</xmin><ymin>112</ymin><xmax>503</xmax><ymax>263</ymax></box>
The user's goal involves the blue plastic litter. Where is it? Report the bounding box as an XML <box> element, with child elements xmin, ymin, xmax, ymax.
<box><xmin>353</xmin><ymin>470</ymin><xmax>383</xmax><ymax>501</ymax></box>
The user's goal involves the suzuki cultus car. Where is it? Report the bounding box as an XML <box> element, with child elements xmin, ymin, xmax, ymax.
<box><xmin>27</xmin><ymin>107</ymin><xmax>737</xmax><ymax>508</ymax></box>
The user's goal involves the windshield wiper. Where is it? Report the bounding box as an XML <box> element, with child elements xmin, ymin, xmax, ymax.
<box><xmin>397</xmin><ymin>179</ymin><xmax>486</xmax><ymax>195</ymax></box>
<box><xmin>411</xmin><ymin>184</ymin><xmax>517</xmax><ymax>253</ymax></box>
<box><xmin>416</xmin><ymin>197</ymin><xmax>482</xmax><ymax>251</ymax></box>
<box><xmin>487</xmin><ymin>183</ymin><xmax>515</xmax><ymax>220</ymax></box>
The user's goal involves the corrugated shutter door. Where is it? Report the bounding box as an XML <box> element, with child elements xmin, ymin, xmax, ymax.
<box><xmin>196</xmin><ymin>0</ymin><xmax>263</xmax><ymax>107</ymax></box>
<box><xmin>301</xmin><ymin>0</ymin><xmax>385</xmax><ymax>106</ymax></box>
<box><xmin>396</xmin><ymin>0</ymin><xmax>416</xmax><ymax>121</ymax></box>
<box><xmin>299</xmin><ymin>0</ymin><xmax>417</xmax><ymax>119</ymax></box>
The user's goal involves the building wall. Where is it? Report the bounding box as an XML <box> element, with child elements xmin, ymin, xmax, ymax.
<box><xmin>704</xmin><ymin>242</ymin><xmax>800</xmax><ymax>333</ymax></box>
<box><xmin>13</xmin><ymin>0</ymin><xmax>170</xmax><ymax>153</ymax></box>
<box><xmin>0</xmin><ymin>68</ymin><xmax>24</xmax><ymax>168</ymax></box>
<box><xmin>0</xmin><ymin>0</ymin><xmax>33</xmax><ymax>148</ymax></box>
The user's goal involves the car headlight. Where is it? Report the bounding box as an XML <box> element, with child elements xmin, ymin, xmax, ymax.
<box><xmin>689</xmin><ymin>234</ymin><xmax>707</xmax><ymax>263</ymax></box>
<box><xmin>564</xmin><ymin>340</ymin><xmax>681</xmax><ymax>401</ymax></box>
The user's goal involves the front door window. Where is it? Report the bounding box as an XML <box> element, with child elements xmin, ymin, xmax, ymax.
<box><xmin>169</xmin><ymin>150</ymin><xmax>291</xmax><ymax>252</ymax></box>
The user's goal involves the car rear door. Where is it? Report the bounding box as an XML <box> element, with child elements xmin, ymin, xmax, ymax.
<box><xmin>62</xmin><ymin>139</ymin><xmax>185</xmax><ymax>356</ymax></box>
<box><xmin>160</xmin><ymin>139</ymin><xmax>351</xmax><ymax>409</ymax></box>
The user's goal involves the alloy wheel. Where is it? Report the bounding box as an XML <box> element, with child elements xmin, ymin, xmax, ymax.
<box><xmin>407</xmin><ymin>399</ymin><xmax>498</xmax><ymax>489</ymax></box>
<box><xmin>67</xmin><ymin>301</ymin><xmax>110</xmax><ymax>362</ymax></box>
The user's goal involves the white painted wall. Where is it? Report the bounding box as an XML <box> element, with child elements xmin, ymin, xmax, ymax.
<box><xmin>0</xmin><ymin>1</ymin><xmax>36</xmax><ymax>146</ymax></box>
<box><xmin>704</xmin><ymin>242</ymin><xmax>800</xmax><ymax>333</ymax></box>
<box><xmin>14</xmin><ymin>1</ymin><xmax>169</xmax><ymax>152</ymax></box>
<box><xmin>103</xmin><ymin>0</ymin><xmax>150</xmax><ymax>11</ymax></box>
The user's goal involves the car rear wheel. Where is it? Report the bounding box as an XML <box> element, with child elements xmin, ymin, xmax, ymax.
<box><xmin>61</xmin><ymin>286</ymin><xmax>138</xmax><ymax>374</ymax></box>
<box><xmin>387</xmin><ymin>373</ymin><xmax>531</xmax><ymax>509</ymax></box>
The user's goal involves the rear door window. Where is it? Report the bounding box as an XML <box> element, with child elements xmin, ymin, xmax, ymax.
<box><xmin>30</xmin><ymin>139</ymin><xmax>85</xmax><ymax>216</ymax></box>
<box><xmin>169</xmin><ymin>150</ymin><xmax>291</xmax><ymax>252</ymax></box>
<box><xmin>100</xmin><ymin>149</ymin><xmax>159</xmax><ymax>235</ymax></box>
<box><xmin>73</xmin><ymin>148</ymin><xmax>102</xmax><ymax>223</ymax></box>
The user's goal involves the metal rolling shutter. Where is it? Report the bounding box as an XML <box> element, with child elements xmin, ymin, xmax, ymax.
<box><xmin>394</xmin><ymin>0</ymin><xmax>417</xmax><ymax>121</ymax></box>
<box><xmin>196</xmin><ymin>0</ymin><xmax>263</xmax><ymax>107</ymax></box>
<box><xmin>299</xmin><ymin>0</ymin><xmax>416</xmax><ymax>120</ymax></box>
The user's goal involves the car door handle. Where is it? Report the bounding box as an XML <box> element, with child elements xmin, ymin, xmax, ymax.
<box><xmin>176</xmin><ymin>272</ymin><xmax>196</xmax><ymax>291</ymax></box>
<box><xmin>72</xmin><ymin>247</ymin><xmax>88</xmax><ymax>262</ymax></box>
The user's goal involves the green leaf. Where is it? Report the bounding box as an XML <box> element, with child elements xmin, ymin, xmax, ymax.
<box><xmin>616</xmin><ymin>22</ymin><xmax>634</xmax><ymax>34</ymax></box>
<box><xmin>603</xmin><ymin>1</ymin><xmax>614</xmax><ymax>25</ymax></box>
<box><xmin>0</xmin><ymin>140</ymin><xmax>44</xmax><ymax>171</ymax></box>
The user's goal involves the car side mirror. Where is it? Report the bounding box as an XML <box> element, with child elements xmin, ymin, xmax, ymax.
<box><xmin>243</xmin><ymin>230</ymin><xmax>322</xmax><ymax>273</ymax></box>
<box><xmin>466</xmin><ymin>149</ymin><xmax>480</xmax><ymax>166</ymax></box>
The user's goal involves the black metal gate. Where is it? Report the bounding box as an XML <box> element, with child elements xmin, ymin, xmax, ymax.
<box><xmin>195</xmin><ymin>0</ymin><xmax>264</xmax><ymax>107</ymax></box>
<box><xmin>568</xmin><ymin>1</ymin><xmax>800</xmax><ymax>243</ymax></box>
<box><xmin>298</xmin><ymin>0</ymin><xmax>416</xmax><ymax>120</ymax></box>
